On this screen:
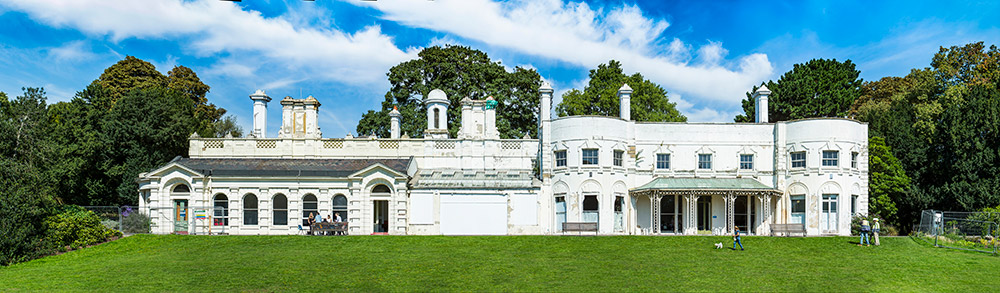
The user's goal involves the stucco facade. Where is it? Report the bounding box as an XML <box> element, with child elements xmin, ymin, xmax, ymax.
<box><xmin>138</xmin><ymin>83</ymin><xmax>868</xmax><ymax>236</ymax></box>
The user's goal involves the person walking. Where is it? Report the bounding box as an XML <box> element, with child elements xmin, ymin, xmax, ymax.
<box><xmin>859</xmin><ymin>219</ymin><xmax>871</xmax><ymax>246</ymax></box>
<box><xmin>872</xmin><ymin>218</ymin><xmax>881</xmax><ymax>246</ymax></box>
<box><xmin>733</xmin><ymin>226</ymin><xmax>744</xmax><ymax>251</ymax></box>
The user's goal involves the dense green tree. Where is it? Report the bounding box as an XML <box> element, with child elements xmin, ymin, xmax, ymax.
<box><xmin>867</xmin><ymin>136</ymin><xmax>910</xmax><ymax>226</ymax></box>
<box><xmin>101</xmin><ymin>87</ymin><xmax>200</xmax><ymax>204</ymax></box>
<box><xmin>356</xmin><ymin>45</ymin><xmax>541</xmax><ymax>139</ymax></box>
<box><xmin>932</xmin><ymin>82</ymin><xmax>1000</xmax><ymax>211</ymax></box>
<box><xmin>168</xmin><ymin>65</ymin><xmax>225</xmax><ymax>137</ymax></box>
<box><xmin>91</xmin><ymin>56</ymin><xmax>167</xmax><ymax>109</ymax></box>
<box><xmin>0</xmin><ymin>89</ymin><xmax>57</xmax><ymax>266</ymax></box>
<box><xmin>556</xmin><ymin>60</ymin><xmax>686</xmax><ymax>122</ymax></box>
<box><xmin>735</xmin><ymin>59</ymin><xmax>862</xmax><ymax>122</ymax></box>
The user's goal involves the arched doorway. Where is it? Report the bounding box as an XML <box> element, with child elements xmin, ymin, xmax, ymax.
<box><xmin>371</xmin><ymin>184</ymin><xmax>391</xmax><ymax>233</ymax></box>
<box><xmin>172</xmin><ymin>184</ymin><xmax>190</xmax><ymax>234</ymax></box>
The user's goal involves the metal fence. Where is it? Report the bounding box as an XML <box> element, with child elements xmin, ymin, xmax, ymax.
<box><xmin>913</xmin><ymin>210</ymin><xmax>998</xmax><ymax>255</ymax></box>
<box><xmin>81</xmin><ymin>206</ymin><xmax>153</xmax><ymax>235</ymax></box>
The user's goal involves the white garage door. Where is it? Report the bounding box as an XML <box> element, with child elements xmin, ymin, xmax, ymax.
<box><xmin>440</xmin><ymin>194</ymin><xmax>507</xmax><ymax>235</ymax></box>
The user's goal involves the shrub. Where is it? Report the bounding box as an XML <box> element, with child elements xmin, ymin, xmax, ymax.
<box><xmin>101</xmin><ymin>219</ymin><xmax>120</xmax><ymax>231</ymax></box>
<box><xmin>121</xmin><ymin>209</ymin><xmax>151</xmax><ymax>234</ymax></box>
<box><xmin>851</xmin><ymin>214</ymin><xmax>896</xmax><ymax>236</ymax></box>
<box><xmin>43</xmin><ymin>206</ymin><xmax>122</xmax><ymax>250</ymax></box>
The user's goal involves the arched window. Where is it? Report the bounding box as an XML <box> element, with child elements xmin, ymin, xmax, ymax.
<box><xmin>273</xmin><ymin>194</ymin><xmax>288</xmax><ymax>226</ymax></box>
<box><xmin>433</xmin><ymin>108</ymin><xmax>440</xmax><ymax>129</ymax></box>
<box><xmin>332</xmin><ymin>194</ymin><xmax>348</xmax><ymax>222</ymax></box>
<box><xmin>302</xmin><ymin>194</ymin><xmax>318</xmax><ymax>220</ymax></box>
<box><xmin>172</xmin><ymin>184</ymin><xmax>190</xmax><ymax>193</ymax></box>
<box><xmin>243</xmin><ymin>194</ymin><xmax>258</xmax><ymax>225</ymax></box>
<box><xmin>213</xmin><ymin>194</ymin><xmax>228</xmax><ymax>226</ymax></box>
<box><xmin>372</xmin><ymin>184</ymin><xmax>391</xmax><ymax>194</ymax></box>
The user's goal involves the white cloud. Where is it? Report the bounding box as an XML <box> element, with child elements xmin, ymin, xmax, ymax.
<box><xmin>356</xmin><ymin>0</ymin><xmax>772</xmax><ymax>104</ymax></box>
<box><xmin>2</xmin><ymin>0</ymin><xmax>417</xmax><ymax>85</ymax></box>
<box><xmin>47</xmin><ymin>40</ymin><xmax>96</xmax><ymax>61</ymax></box>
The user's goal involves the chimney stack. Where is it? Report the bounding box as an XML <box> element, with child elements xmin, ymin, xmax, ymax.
<box><xmin>753</xmin><ymin>85</ymin><xmax>771</xmax><ymax>123</ymax></box>
<box><xmin>249</xmin><ymin>89</ymin><xmax>271</xmax><ymax>138</ymax></box>
<box><xmin>389</xmin><ymin>106</ymin><xmax>401</xmax><ymax>139</ymax></box>
<box><xmin>540</xmin><ymin>81</ymin><xmax>553</xmax><ymax>121</ymax></box>
<box><xmin>618</xmin><ymin>83</ymin><xmax>632</xmax><ymax>121</ymax></box>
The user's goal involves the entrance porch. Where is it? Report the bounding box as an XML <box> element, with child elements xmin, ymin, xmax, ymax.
<box><xmin>630</xmin><ymin>178</ymin><xmax>780</xmax><ymax>235</ymax></box>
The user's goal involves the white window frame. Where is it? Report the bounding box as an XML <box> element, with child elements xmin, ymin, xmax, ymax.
<box><xmin>554</xmin><ymin>150</ymin><xmax>567</xmax><ymax>167</ymax></box>
<box><xmin>851</xmin><ymin>152</ymin><xmax>859</xmax><ymax>168</ymax></box>
<box><xmin>581</xmin><ymin>148</ymin><xmax>599</xmax><ymax>165</ymax></box>
<box><xmin>613</xmin><ymin>150</ymin><xmax>624</xmax><ymax>167</ymax></box>
<box><xmin>740</xmin><ymin>154</ymin><xmax>754</xmax><ymax>170</ymax></box>
<box><xmin>656</xmin><ymin>153</ymin><xmax>670</xmax><ymax>169</ymax></box>
<box><xmin>791</xmin><ymin>151</ymin><xmax>806</xmax><ymax>168</ymax></box>
<box><xmin>822</xmin><ymin>150</ymin><xmax>839</xmax><ymax>167</ymax></box>
<box><xmin>698</xmin><ymin>154</ymin><xmax>712</xmax><ymax>169</ymax></box>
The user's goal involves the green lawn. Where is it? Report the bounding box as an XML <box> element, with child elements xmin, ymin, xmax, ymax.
<box><xmin>1</xmin><ymin>235</ymin><xmax>996</xmax><ymax>291</ymax></box>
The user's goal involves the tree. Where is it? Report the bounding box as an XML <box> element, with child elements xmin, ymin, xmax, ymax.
<box><xmin>168</xmin><ymin>65</ymin><xmax>225</xmax><ymax>137</ymax></box>
<box><xmin>101</xmin><ymin>87</ymin><xmax>200</xmax><ymax>204</ymax></box>
<box><xmin>735</xmin><ymin>59</ymin><xmax>862</xmax><ymax>122</ymax></box>
<box><xmin>211</xmin><ymin>114</ymin><xmax>243</xmax><ymax>138</ymax></box>
<box><xmin>556</xmin><ymin>60</ymin><xmax>686</xmax><ymax>122</ymax></box>
<box><xmin>356</xmin><ymin>45</ymin><xmax>541</xmax><ymax>139</ymax></box>
<box><xmin>91</xmin><ymin>56</ymin><xmax>167</xmax><ymax>109</ymax></box>
<box><xmin>0</xmin><ymin>89</ymin><xmax>57</xmax><ymax>265</ymax></box>
<box><xmin>867</xmin><ymin>136</ymin><xmax>910</xmax><ymax>226</ymax></box>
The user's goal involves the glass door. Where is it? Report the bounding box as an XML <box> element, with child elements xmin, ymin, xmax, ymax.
<box><xmin>373</xmin><ymin>200</ymin><xmax>389</xmax><ymax>233</ymax></box>
<box><xmin>174</xmin><ymin>200</ymin><xmax>188</xmax><ymax>234</ymax></box>
<box><xmin>697</xmin><ymin>196</ymin><xmax>711</xmax><ymax>231</ymax></box>
<box><xmin>555</xmin><ymin>196</ymin><xmax>566</xmax><ymax>232</ymax></box>
<box><xmin>822</xmin><ymin>194</ymin><xmax>838</xmax><ymax>232</ymax></box>
<box><xmin>613</xmin><ymin>196</ymin><xmax>624</xmax><ymax>232</ymax></box>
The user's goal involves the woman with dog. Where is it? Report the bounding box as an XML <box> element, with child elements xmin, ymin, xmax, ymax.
<box><xmin>733</xmin><ymin>226</ymin><xmax>744</xmax><ymax>251</ymax></box>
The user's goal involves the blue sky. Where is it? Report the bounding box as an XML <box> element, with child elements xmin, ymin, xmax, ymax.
<box><xmin>1</xmin><ymin>0</ymin><xmax>998</xmax><ymax>137</ymax></box>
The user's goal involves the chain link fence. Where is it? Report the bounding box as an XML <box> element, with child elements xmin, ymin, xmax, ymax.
<box><xmin>81</xmin><ymin>206</ymin><xmax>153</xmax><ymax>235</ymax></box>
<box><xmin>913</xmin><ymin>210</ymin><xmax>998</xmax><ymax>255</ymax></box>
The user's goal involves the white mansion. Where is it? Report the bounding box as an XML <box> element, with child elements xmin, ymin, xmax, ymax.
<box><xmin>137</xmin><ymin>83</ymin><xmax>869</xmax><ymax>236</ymax></box>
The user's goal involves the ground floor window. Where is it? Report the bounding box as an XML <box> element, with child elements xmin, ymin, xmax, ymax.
<box><xmin>243</xmin><ymin>194</ymin><xmax>258</xmax><ymax>226</ymax></box>
<box><xmin>213</xmin><ymin>194</ymin><xmax>228</xmax><ymax>226</ymax></box>
<box><xmin>332</xmin><ymin>194</ymin><xmax>348</xmax><ymax>222</ymax></box>
<box><xmin>790</xmin><ymin>195</ymin><xmax>805</xmax><ymax>224</ymax></box>
<box><xmin>582</xmin><ymin>195</ymin><xmax>599</xmax><ymax>223</ymax></box>
<box><xmin>273</xmin><ymin>194</ymin><xmax>288</xmax><ymax>226</ymax></box>
<box><xmin>302</xmin><ymin>194</ymin><xmax>318</xmax><ymax>223</ymax></box>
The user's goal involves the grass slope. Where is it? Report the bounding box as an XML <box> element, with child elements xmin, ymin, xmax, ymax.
<box><xmin>0</xmin><ymin>235</ymin><xmax>996</xmax><ymax>291</ymax></box>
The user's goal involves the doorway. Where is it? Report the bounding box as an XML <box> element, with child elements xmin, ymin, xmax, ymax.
<box><xmin>373</xmin><ymin>200</ymin><xmax>389</xmax><ymax>233</ymax></box>
<box><xmin>555</xmin><ymin>196</ymin><xmax>566</xmax><ymax>232</ymax></box>
<box><xmin>697</xmin><ymin>196</ymin><xmax>711</xmax><ymax>231</ymax></box>
<box><xmin>174</xmin><ymin>199</ymin><xmax>188</xmax><ymax>234</ymax></box>
<box><xmin>822</xmin><ymin>194</ymin><xmax>838</xmax><ymax>232</ymax></box>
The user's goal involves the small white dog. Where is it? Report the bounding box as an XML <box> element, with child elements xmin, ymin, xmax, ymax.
<box><xmin>714</xmin><ymin>242</ymin><xmax>724</xmax><ymax>249</ymax></box>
